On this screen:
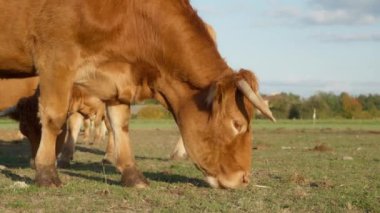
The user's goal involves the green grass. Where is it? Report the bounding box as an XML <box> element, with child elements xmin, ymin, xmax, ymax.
<box><xmin>252</xmin><ymin>119</ymin><xmax>380</xmax><ymax>131</ymax></box>
<box><xmin>1</xmin><ymin>117</ymin><xmax>379</xmax><ymax>130</ymax></box>
<box><xmin>0</xmin><ymin>118</ymin><xmax>18</xmax><ymax>130</ymax></box>
<box><xmin>0</xmin><ymin>119</ymin><xmax>379</xmax><ymax>212</ymax></box>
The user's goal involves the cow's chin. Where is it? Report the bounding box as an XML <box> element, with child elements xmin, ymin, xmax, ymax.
<box><xmin>205</xmin><ymin>171</ymin><xmax>250</xmax><ymax>189</ymax></box>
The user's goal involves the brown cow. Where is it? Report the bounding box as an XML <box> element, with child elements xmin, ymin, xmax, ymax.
<box><xmin>1</xmin><ymin>86</ymin><xmax>112</xmax><ymax>168</ymax></box>
<box><xmin>0</xmin><ymin>77</ymin><xmax>109</xmax><ymax>166</ymax></box>
<box><xmin>0</xmin><ymin>0</ymin><xmax>275</xmax><ymax>189</ymax></box>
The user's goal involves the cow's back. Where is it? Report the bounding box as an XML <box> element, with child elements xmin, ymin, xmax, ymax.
<box><xmin>0</xmin><ymin>77</ymin><xmax>39</xmax><ymax>110</ymax></box>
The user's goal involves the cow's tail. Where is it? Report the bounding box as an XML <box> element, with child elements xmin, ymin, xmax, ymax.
<box><xmin>0</xmin><ymin>106</ymin><xmax>19</xmax><ymax>120</ymax></box>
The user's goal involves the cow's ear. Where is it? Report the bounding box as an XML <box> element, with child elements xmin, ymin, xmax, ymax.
<box><xmin>206</xmin><ymin>81</ymin><xmax>224</xmax><ymax>118</ymax></box>
<box><xmin>206</xmin><ymin>73</ymin><xmax>236</xmax><ymax>119</ymax></box>
<box><xmin>206</xmin><ymin>82</ymin><xmax>218</xmax><ymax>107</ymax></box>
<box><xmin>234</xmin><ymin>69</ymin><xmax>259</xmax><ymax>93</ymax></box>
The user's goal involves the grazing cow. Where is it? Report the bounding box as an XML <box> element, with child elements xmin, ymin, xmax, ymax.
<box><xmin>0</xmin><ymin>77</ymin><xmax>109</xmax><ymax>167</ymax></box>
<box><xmin>1</xmin><ymin>86</ymin><xmax>112</xmax><ymax>168</ymax></box>
<box><xmin>0</xmin><ymin>0</ymin><xmax>275</xmax><ymax>189</ymax></box>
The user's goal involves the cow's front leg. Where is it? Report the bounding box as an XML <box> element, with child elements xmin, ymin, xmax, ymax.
<box><xmin>35</xmin><ymin>69</ymin><xmax>74</xmax><ymax>187</ymax></box>
<box><xmin>107</xmin><ymin>104</ymin><xmax>148</xmax><ymax>188</ymax></box>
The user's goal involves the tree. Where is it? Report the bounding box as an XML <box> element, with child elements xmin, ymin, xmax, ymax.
<box><xmin>301</xmin><ymin>94</ymin><xmax>331</xmax><ymax>119</ymax></box>
<box><xmin>288</xmin><ymin>104</ymin><xmax>301</xmax><ymax>119</ymax></box>
<box><xmin>266</xmin><ymin>93</ymin><xmax>301</xmax><ymax>119</ymax></box>
<box><xmin>341</xmin><ymin>93</ymin><xmax>363</xmax><ymax>119</ymax></box>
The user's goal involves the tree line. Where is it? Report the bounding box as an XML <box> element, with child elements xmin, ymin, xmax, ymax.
<box><xmin>260</xmin><ymin>92</ymin><xmax>380</xmax><ymax>120</ymax></box>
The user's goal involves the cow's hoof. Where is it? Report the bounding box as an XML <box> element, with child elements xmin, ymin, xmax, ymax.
<box><xmin>35</xmin><ymin>165</ymin><xmax>62</xmax><ymax>187</ymax></box>
<box><xmin>102</xmin><ymin>158</ymin><xmax>112</xmax><ymax>165</ymax></box>
<box><xmin>102</xmin><ymin>155</ymin><xmax>115</xmax><ymax>165</ymax></box>
<box><xmin>121</xmin><ymin>166</ymin><xmax>149</xmax><ymax>188</ymax></box>
<box><xmin>57</xmin><ymin>160</ymin><xmax>71</xmax><ymax>169</ymax></box>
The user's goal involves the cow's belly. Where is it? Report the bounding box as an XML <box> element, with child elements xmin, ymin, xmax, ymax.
<box><xmin>0</xmin><ymin>0</ymin><xmax>39</xmax><ymax>76</ymax></box>
<box><xmin>0</xmin><ymin>56</ymin><xmax>34</xmax><ymax>76</ymax></box>
<box><xmin>0</xmin><ymin>77</ymin><xmax>39</xmax><ymax>110</ymax></box>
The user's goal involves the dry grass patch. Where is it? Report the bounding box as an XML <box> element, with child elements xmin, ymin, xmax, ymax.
<box><xmin>310</xmin><ymin>143</ymin><xmax>333</xmax><ymax>152</ymax></box>
<box><xmin>289</xmin><ymin>172</ymin><xmax>308</xmax><ymax>186</ymax></box>
<box><xmin>253</xmin><ymin>143</ymin><xmax>270</xmax><ymax>150</ymax></box>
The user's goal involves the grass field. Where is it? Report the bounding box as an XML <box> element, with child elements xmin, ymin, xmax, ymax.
<box><xmin>0</xmin><ymin>118</ymin><xmax>379</xmax><ymax>212</ymax></box>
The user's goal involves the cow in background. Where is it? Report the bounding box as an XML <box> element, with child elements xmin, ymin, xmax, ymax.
<box><xmin>82</xmin><ymin>118</ymin><xmax>107</xmax><ymax>145</ymax></box>
<box><xmin>0</xmin><ymin>86</ymin><xmax>112</xmax><ymax>169</ymax></box>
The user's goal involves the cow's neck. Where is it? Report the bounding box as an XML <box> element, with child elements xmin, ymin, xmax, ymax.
<box><xmin>129</xmin><ymin>0</ymin><xmax>231</xmax><ymax>89</ymax></box>
<box><xmin>152</xmin><ymin>75</ymin><xmax>204</xmax><ymax>119</ymax></box>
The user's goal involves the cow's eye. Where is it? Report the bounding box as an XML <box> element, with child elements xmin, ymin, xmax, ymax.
<box><xmin>233</xmin><ymin>120</ymin><xmax>243</xmax><ymax>132</ymax></box>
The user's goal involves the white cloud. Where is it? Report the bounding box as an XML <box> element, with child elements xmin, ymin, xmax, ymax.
<box><xmin>308</xmin><ymin>0</ymin><xmax>380</xmax><ymax>14</ymax></box>
<box><xmin>313</xmin><ymin>32</ymin><xmax>380</xmax><ymax>42</ymax></box>
<box><xmin>268</xmin><ymin>0</ymin><xmax>380</xmax><ymax>26</ymax></box>
<box><xmin>304</xmin><ymin>9</ymin><xmax>378</xmax><ymax>25</ymax></box>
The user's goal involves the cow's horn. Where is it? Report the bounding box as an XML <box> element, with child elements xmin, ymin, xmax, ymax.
<box><xmin>236</xmin><ymin>80</ymin><xmax>276</xmax><ymax>122</ymax></box>
<box><xmin>0</xmin><ymin>106</ymin><xmax>17</xmax><ymax>117</ymax></box>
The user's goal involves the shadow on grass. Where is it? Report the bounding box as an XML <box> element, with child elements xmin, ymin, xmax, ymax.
<box><xmin>0</xmin><ymin>140</ymin><xmax>206</xmax><ymax>188</ymax></box>
<box><xmin>61</xmin><ymin>169</ymin><xmax>207</xmax><ymax>188</ymax></box>
<box><xmin>143</xmin><ymin>171</ymin><xmax>208</xmax><ymax>188</ymax></box>
<box><xmin>0</xmin><ymin>169</ymin><xmax>33</xmax><ymax>184</ymax></box>
<box><xmin>64</xmin><ymin>161</ymin><xmax>119</xmax><ymax>175</ymax></box>
<box><xmin>60</xmin><ymin>170</ymin><xmax>120</xmax><ymax>185</ymax></box>
<box><xmin>136</xmin><ymin>156</ymin><xmax>170</xmax><ymax>162</ymax></box>
<box><xmin>0</xmin><ymin>140</ymin><xmax>31</xmax><ymax>169</ymax></box>
<box><xmin>76</xmin><ymin>145</ymin><xmax>105</xmax><ymax>156</ymax></box>
<box><xmin>75</xmin><ymin>147</ymin><xmax>170</xmax><ymax>162</ymax></box>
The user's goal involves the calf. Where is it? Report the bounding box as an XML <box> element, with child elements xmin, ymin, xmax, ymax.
<box><xmin>1</xmin><ymin>86</ymin><xmax>111</xmax><ymax>168</ymax></box>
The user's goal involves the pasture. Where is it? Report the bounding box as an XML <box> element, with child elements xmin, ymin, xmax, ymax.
<box><xmin>0</xmin><ymin>119</ymin><xmax>379</xmax><ymax>212</ymax></box>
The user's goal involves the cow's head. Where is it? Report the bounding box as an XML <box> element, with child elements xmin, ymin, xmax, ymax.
<box><xmin>178</xmin><ymin>69</ymin><xmax>275</xmax><ymax>189</ymax></box>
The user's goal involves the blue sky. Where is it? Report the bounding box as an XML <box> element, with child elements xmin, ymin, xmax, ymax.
<box><xmin>191</xmin><ymin>0</ymin><xmax>380</xmax><ymax>97</ymax></box>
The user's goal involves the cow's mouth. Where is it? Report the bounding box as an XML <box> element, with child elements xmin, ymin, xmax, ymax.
<box><xmin>205</xmin><ymin>171</ymin><xmax>250</xmax><ymax>189</ymax></box>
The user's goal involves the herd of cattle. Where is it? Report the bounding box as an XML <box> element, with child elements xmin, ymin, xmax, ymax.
<box><xmin>0</xmin><ymin>0</ymin><xmax>275</xmax><ymax>189</ymax></box>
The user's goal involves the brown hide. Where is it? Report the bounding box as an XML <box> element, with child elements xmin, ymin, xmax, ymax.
<box><xmin>0</xmin><ymin>77</ymin><xmax>39</xmax><ymax>110</ymax></box>
<box><xmin>0</xmin><ymin>0</ymin><xmax>274</xmax><ymax>189</ymax></box>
